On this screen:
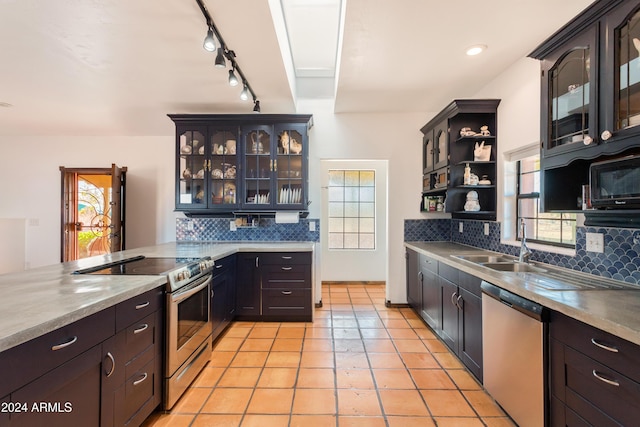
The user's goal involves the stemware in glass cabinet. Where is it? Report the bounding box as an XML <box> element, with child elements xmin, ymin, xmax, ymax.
<box><xmin>244</xmin><ymin>128</ymin><xmax>272</xmax><ymax>205</ymax></box>
<box><xmin>549</xmin><ymin>48</ymin><xmax>591</xmax><ymax>149</ymax></box>
<box><xmin>617</xmin><ymin>9</ymin><xmax>640</xmax><ymax>130</ymax></box>
<box><xmin>210</xmin><ymin>129</ymin><xmax>238</xmax><ymax>206</ymax></box>
<box><xmin>178</xmin><ymin>130</ymin><xmax>206</xmax><ymax>205</ymax></box>
<box><xmin>276</xmin><ymin>129</ymin><xmax>304</xmax><ymax>205</ymax></box>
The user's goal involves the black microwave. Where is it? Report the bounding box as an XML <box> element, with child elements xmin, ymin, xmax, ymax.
<box><xmin>590</xmin><ymin>155</ymin><xmax>640</xmax><ymax>209</ymax></box>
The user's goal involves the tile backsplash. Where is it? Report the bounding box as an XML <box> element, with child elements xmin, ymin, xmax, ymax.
<box><xmin>405</xmin><ymin>218</ymin><xmax>640</xmax><ymax>285</ymax></box>
<box><xmin>177</xmin><ymin>217</ymin><xmax>320</xmax><ymax>242</ymax></box>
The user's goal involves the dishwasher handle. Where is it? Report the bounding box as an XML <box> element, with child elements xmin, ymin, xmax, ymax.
<box><xmin>481</xmin><ymin>281</ymin><xmax>547</xmax><ymax>321</ymax></box>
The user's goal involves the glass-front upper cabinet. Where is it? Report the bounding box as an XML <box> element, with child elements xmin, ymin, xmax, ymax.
<box><xmin>541</xmin><ymin>28</ymin><xmax>597</xmax><ymax>157</ymax></box>
<box><xmin>242</xmin><ymin>125</ymin><xmax>272</xmax><ymax>207</ymax></box>
<box><xmin>616</xmin><ymin>7</ymin><xmax>640</xmax><ymax>130</ymax></box>
<box><xmin>275</xmin><ymin>124</ymin><xmax>307</xmax><ymax>207</ymax></box>
<box><xmin>423</xmin><ymin>132</ymin><xmax>434</xmax><ymax>173</ymax></box>
<box><xmin>433</xmin><ymin>121</ymin><xmax>449</xmax><ymax>170</ymax></box>
<box><xmin>210</xmin><ymin>127</ymin><xmax>240</xmax><ymax>209</ymax></box>
<box><xmin>177</xmin><ymin>127</ymin><xmax>208</xmax><ymax>209</ymax></box>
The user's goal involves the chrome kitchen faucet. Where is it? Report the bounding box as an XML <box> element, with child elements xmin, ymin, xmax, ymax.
<box><xmin>519</xmin><ymin>218</ymin><xmax>532</xmax><ymax>263</ymax></box>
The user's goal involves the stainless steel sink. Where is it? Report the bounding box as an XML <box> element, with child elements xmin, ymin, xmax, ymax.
<box><xmin>482</xmin><ymin>262</ymin><xmax>547</xmax><ymax>273</ymax></box>
<box><xmin>453</xmin><ymin>254</ymin><xmax>515</xmax><ymax>263</ymax></box>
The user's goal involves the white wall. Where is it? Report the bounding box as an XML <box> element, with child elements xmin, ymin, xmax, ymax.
<box><xmin>0</xmin><ymin>135</ymin><xmax>177</xmax><ymax>268</ymax></box>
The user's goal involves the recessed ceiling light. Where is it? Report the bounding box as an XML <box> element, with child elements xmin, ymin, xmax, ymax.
<box><xmin>0</xmin><ymin>102</ymin><xmax>13</xmax><ymax>108</ymax></box>
<box><xmin>466</xmin><ymin>44</ymin><xmax>487</xmax><ymax>56</ymax></box>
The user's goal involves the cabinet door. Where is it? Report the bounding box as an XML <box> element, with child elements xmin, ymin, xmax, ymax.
<box><xmin>421</xmin><ymin>267</ymin><xmax>440</xmax><ymax>331</ymax></box>
<box><xmin>209</xmin><ymin>126</ymin><xmax>240</xmax><ymax>209</ymax></box>
<box><xmin>423</xmin><ymin>131</ymin><xmax>434</xmax><ymax>173</ymax></box>
<box><xmin>242</xmin><ymin>125</ymin><xmax>274</xmax><ymax>208</ymax></box>
<box><xmin>212</xmin><ymin>270</ymin><xmax>230</xmax><ymax>341</ymax></box>
<box><xmin>405</xmin><ymin>249</ymin><xmax>421</xmax><ymax>311</ymax></box>
<box><xmin>541</xmin><ymin>27</ymin><xmax>598</xmax><ymax>157</ymax></box>
<box><xmin>176</xmin><ymin>126</ymin><xmax>209</xmax><ymax>210</ymax></box>
<box><xmin>433</xmin><ymin>121</ymin><xmax>449</xmax><ymax>170</ymax></box>
<box><xmin>457</xmin><ymin>287</ymin><xmax>483</xmax><ymax>381</ymax></box>
<box><xmin>235</xmin><ymin>253</ymin><xmax>261</xmax><ymax>318</ymax></box>
<box><xmin>11</xmin><ymin>346</ymin><xmax>102</xmax><ymax>427</ymax></box>
<box><xmin>439</xmin><ymin>277</ymin><xmax>459</xmax><ymax>351</ymax></box>
<box><xmin>275</xmin><ymin>124</ymin><xmax>307</xmax><ymax>208</ymax></box>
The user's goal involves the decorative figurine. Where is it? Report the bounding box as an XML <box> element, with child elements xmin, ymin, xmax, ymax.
<box><xmin>474</xmin><ymin>141</ymin><xmax>492</xmax><ymax>161</ymax></box>
<box><xmin>460</xmin><ymin>127</ymin><xmax>476</xmax><ymax>137</ymax></box>
<box><xmin>281</xmin><ymin>131</ymin><xmax>290</xmax><ymax>154</ymax></box>
<box><xmin>182</xmin><ymin>168</ymin><xmax>192</xmax><ymax>179</ymax></box>
<box><xmin>464</xmin><ymin>191</ymin><xmax>481</xmax><ymax>212</ymax></box>
<box><xmin>479</xmin><ymin>125</ymin><xmax>490</xmax><ymax>136</ymax></box>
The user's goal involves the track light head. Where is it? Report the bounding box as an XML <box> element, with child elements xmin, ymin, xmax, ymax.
<box><xmin>203</xmin><ymin>27</ymin><xmax>216</xmax><ymax>52</ymax></box>
<box><xmin>228</xmin><ymin>69</ymin><xmax>239</xmax><ymax>86</ymax></box>
<box><xmin>240</xmin><ymin>85</ymin><xmax>250</xmax><ymax>101</ymax></box>
<box><xmin>214</xmin><ymin>48</ymin><xmax>226</xmax><ymax>68</ymax></box>
<box><xmin>253</xmin><ymin>100</ymin><xmax>261</xmax><ymax>113</ymax></box>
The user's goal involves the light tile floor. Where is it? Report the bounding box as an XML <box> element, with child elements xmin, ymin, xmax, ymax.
<box><xmin>143</xmin><ymin>283</ymin><xmax>515</xmax><ymax>427</ymax></box>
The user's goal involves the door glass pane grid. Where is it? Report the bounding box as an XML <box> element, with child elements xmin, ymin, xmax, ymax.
<box><xmin>327</xmin><ymin>170</ymin><xmax>375</xmax><ymax>250</ymax></box>
<box><xmin>211</xmin><ymin>130</ymin><xmax>238</xmax><ymax>205</ymax></box>
<box><xmin>516</xmin><ymin>155</ymin><xmax>576</xmax><ymax>247</ymax></box>
<box><xmin>179</xmin><ymin>130</ymin><xmax>205</xmax><ymax>205</ymax></box>
<box><xmin>617</xmin><ymin>10</ymin><xmax>640</xmax><ymax>129</ymax></box>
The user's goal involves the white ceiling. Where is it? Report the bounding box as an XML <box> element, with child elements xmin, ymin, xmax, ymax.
<box><xmin>0</xmin><ymin>0</ymin><xmax>594</xmax><ymax>136</ymax></box>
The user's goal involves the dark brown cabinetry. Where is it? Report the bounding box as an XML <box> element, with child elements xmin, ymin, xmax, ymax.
<box><xmin>420</xmin><ymin>99</ymin><xmax>500</xmax><ymax>220</ymax></box>
<box><xmin>102</xmin><ymin>287</ymin><xmax>163</xmax><ymax>427</ymax></box>
<box><xmin>549</xmin><ymin>311</ymin><xmax>640</xmax><ymax>426</ymax></box>
<box><xmin>211</xmin><ymin>254</ymin><xmax>236</xmax><ymax>343</ymax></box>
<box><xmin>530</xmin><ymin>0</ymin><xmax>640</xmax><ymax>225</ymax></box>
<box><xmin>169</xmin><ymin>114</ymin><xmax>312</xmax><ymax>216</ymax></box>
<box><xmin>236</xmin><ymin>251</ymin><xmax>313</xmax><ymax>322</ymax></box>
<box><xmin>0</xmin><ymin>287</ymin><xmax>164</xmax><ymax>427</ymax></box>
<box><xmin>405</xmin><ymin>250</ymin><xmax>483</xmax><ymax>381</ymax></box>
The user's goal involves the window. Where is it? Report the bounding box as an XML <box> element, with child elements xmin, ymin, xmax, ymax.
<box><xmin>517</xmin><ymin>155</ymin><xmax>576</xmax><ymax>247</ymax></box>
<box><xmin>327</xmin><ymin>170</ymin><xmax>375</xmax><ymax>249</ymax></box>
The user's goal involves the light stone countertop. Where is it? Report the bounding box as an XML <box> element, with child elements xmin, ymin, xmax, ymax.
<box><xmin>0</xmin><ymin>241</ymin><xmax>315</xmax><ymax>353</ymax></box>
<box><xmin>404</xmin><ymin>241</ymin><xmax>640</xmax><ymax>346</ymax></box>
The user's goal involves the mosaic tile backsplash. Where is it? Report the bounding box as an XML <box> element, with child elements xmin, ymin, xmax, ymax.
<box><xmin>177</xmin><ymin>217</ymin><xmax>320</xmax><ymax>242</ymax></box>
<box><xmin>405</xmin><ymin>218</ymin><xmax>640</xmax><ymax>285</ymax></box>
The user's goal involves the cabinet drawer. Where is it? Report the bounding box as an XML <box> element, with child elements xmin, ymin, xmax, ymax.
<box><xmin>564</xmin><ymin>346</ymin><xmax>640</xmax><ymax>426</ymax></box>
<box><xmin>123</xmin><ymin>358</ymin><xmax>156</xmax><ymax>424</ymax></box>
<box><xmin>458</xmin><ymin>270</ymin><xmax>482</xmax><ymax>297</ymax></box>
<box><xmin>438</xmin><ymin>262</ymin><xmax>459</xmax><ymax>284</ymax></box>
<box><xmin>124</xmin><ymin>313</ymin><xmax>156</xmax><ymax>363</ymax></box>
<box><xmin>116</xmin><ymin>287</ymin><xmax>163</xmax><ymax>331</ymax></box>
<box><xmin>213</xmin><ymin>254</ymin><xmax>236</xmax><ymax>278</ymax></box>
<box><xmin>260</xmin><ymin>252</ymin><xmax>312</xmax><ymax>265</ymax></box>
<box><xmin>551</xmin><ymin>312</ymin><xmax>640</xmax><ymax>383</ymax></box>
<box><xmin>419</xmin><ymin>254</ymin><xmax>438</xmax><ymax>274</ymax></box>
<box><xmin>262</xmin><ymin>264</ymin><xmax>311</xmax><ymax>289</ymax></box>
<box><xmin>263</xmin><ymin>288</ymin><xmax>311</xmax><ymax>313</ymax></box>
<box><xmin>0</xmin><ymin>307</ymin><xmax>115</xmax><ymax>397</ymax></box>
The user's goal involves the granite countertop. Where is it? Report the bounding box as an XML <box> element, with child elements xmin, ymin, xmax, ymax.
<box><xmin>0</xmin><ymin>241</ymin><xmax>315</xmax><ymax>353</ymax></box>
<box><xmin>405</xmin><ymin>241</ymin><xmax>640</xmax><ymax>346</ymax></box>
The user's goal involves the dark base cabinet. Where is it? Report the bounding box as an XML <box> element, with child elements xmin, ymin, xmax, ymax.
<box><xmin>406</xmin><ymin>249</ymin><xmax>421</xmax><ymax>311</ymax></box>
<box><xmin>236</xmin><ymin>253</ymin><xmax>262</xmax><ymax>319</ymax></box>
<box><xmin>405</xmin><ymin>252</ymin><xmax>483</xmax><ymax>381</ymax></box>
<box><xmin>550</xmin><ymin>311</ymin><xmax>640</xmax><ymax>426</ymax></box>
<box><xmin>212</xmin><ymin>255</ymin><xmax>237</xmax><ymax>343</ymax></box>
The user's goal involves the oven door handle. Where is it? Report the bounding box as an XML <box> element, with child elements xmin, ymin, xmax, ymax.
<box><xmin>171</xmin><ymin>275</ymin><xmax>212</xmax><ymax>304</ymax></box>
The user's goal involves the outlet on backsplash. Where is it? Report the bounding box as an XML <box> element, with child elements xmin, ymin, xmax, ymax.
<box><xmin>585</xmin><ymin>232</ymin><xmax>604</xmax><ymax>253</ymax></box>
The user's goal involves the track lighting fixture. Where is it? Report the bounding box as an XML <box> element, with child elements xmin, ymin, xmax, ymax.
<box><xmin>214</xmin><ymin>48</ymin><xmax>226</xmax><ymax>68</ymax></box>
<box><xmin>203</xmin><ymin>27</ymin><xmax>216</xmax><ymax>52</ymax></box>
<box><xmin>228</xmin><ymin>69</ymin><xmax>239</xmax><ymax>87</ymax></box>
<box><xmin>240</xmin><ymin>84</ymin><xmax>250</xmax><ymax>101</ymax></box>
<box><xmin>195</xmin><ymin>0</ymin><xmax>260</xmax><ymax>112</ymax></box>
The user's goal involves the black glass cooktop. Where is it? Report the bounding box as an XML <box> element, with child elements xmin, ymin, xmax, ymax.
<box><xmin>73</xmin><ymin>256</ymin><xmax>198</xmax><ymax>276</ymax></box>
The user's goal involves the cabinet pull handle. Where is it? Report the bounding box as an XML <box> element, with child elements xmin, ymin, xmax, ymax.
<box><xmin>450</xmin><ymin>292</ymin><xmax>457</xmax><ymax>307</ymax></box>
<box><xmin>591</xmin><ymin>338</ymin><xmax>619</xmax><ymax>353</ymax></box>
<box><xmin>105</xmin><ymin>352</ymin><xmax>115</xmax><ymax>377</ymax></box>
<box><xmin>274</xmin><ymin>159</ymin><xmax>277</xmax><ymax>171</ymax></box>
<box><xmin>133</xmin><ymin>323</ymin><xmax>149</xmax><ymax>334</ymax></box>
<box><xmin>418</xmin><ymin>271</ymin><xmax>423</xmax><ymax>281</ymax></box>
<box><xmin>133</xmin><ymin>372</ymin><xmax>148</xmax><ymax>386</ymax></box>
<box><xmin>281</xmin><ymin>266</ymin><xmax>293</xmax><ymax>271</ymax></box>
<box><xmin>281</xmin><ymin>291</ymin><xmax>292</xmax><ymax>295</ymax></box>
<box><xmin>52</xmin><ymin>336</ymin><xmax>77</xmax><ymax>351</ymax></box>
<box><xmin>216</xmin><ymin>264</ymin><xmax>223</xmax><ymax>269</ymax></box>
<box><xmin>256</xmin><ymin>256</ymin><xmax>259</xmax><ymax>268</ymax></box>
<box><xmin>456</xmin><ymin>295</ymin><xmax>463</xmax><ymax>310</ymax></box>
<box><xmin>281</xmin><ymin>256</ymin><xmax>293</xmax><ymax>260</ymax></box>
<box><xmin>211</xmin><ymin>289</ymin><xmax>214</xmax><ymax>298</ymax></box>
<box><xmin>592</xmin><ymin>370</ymin><xmax>620</xmax><ymax>387</ymax></box>
<box><xmin>135</xmin><ymin>301</ymin><xmax>150</xmax><ymax>310</ymax></box>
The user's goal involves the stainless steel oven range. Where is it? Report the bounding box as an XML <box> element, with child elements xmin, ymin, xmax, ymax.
<box><xmin>74</xmin><ymin>255</ymin><xmax>215</xmax><ymax>410</ymax></box>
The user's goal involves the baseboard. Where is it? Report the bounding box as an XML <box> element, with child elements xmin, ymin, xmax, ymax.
<box><xmin>321</xmin><ymin>281</ymin><xmax>386</xmax><ymax>286</ymax></box>
<box><xmin>385</xmin><ymin>301</ymin><xmax>410</xmax><ymax>308</ymax></box>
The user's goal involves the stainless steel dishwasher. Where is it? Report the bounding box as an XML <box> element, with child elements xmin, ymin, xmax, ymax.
<box><xmin>481</xmin><ymin>281</ymin><xmax>548</xmax><ymax>427</ymax></box>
